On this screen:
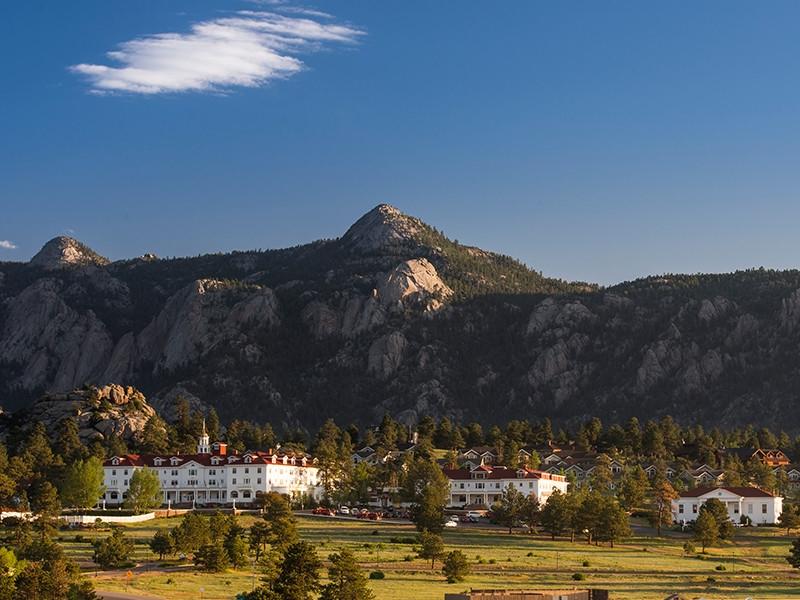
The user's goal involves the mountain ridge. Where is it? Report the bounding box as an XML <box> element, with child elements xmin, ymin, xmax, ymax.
<box><xmin>2</xmin><ymin>205</ymin><xmax>800</xmax><ymax>432</ymax></box>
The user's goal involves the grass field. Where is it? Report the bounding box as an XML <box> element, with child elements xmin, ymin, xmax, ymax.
<box><xmin>46</xmin><ymin>514</ymin><xmax>800</xmax><ymax>600</ymax></box>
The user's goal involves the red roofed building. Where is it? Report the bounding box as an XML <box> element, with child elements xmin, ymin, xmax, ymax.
<box><xmin>672</xmin><ymin>486</ymin><xmax>783</xmax><ymax>525</ymax></box>
<box><xmin>444</xmin><ymin>464</ymin><xmax>568</xmax><ymax>508</ymax></box>
<box><xmin>102</xmin><ymin>425</ymin><xmax>323</xmax><ymax>507</ymax></box>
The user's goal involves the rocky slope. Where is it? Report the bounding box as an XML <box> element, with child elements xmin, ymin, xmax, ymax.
<box><xmin>2</xmin><ymin>205</ymin><xmax>800</xmax><ymax>431</ymax></box>
<box><xmin>0</xmin><ymin>384</ymin><xmax>156</xmax><ymax>445</ymax></box>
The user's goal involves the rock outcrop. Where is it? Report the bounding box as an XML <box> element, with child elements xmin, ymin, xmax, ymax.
<box><xmin>8</xmin><ymin>384</ymin><xmax>156</xmax><ymax>444</ymax></box>
<box><xmin>29</xmin><ymin>236</ymin><xmax>109</xmax><ymax>270</ymax></box>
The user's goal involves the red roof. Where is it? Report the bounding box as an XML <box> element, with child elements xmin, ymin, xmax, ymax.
<box><xmin>679</xmin><ymin>486</ymin><xmax>775</xmax><ymax>498</ymax></box>
<box><xmin>104</xmin><ymin>449</ymin><xmax>315</xmax><ymax>469</ymax></box>
<box><xmin>443</xmin><ymin>466</ymin><xmax>566</xmax><ymax>482</ymax></box>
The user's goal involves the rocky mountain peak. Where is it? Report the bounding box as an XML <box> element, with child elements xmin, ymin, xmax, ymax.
<box><xmin>29</xmin><ymin>236</ymin><xmax>109</xmax><ymax>270</ymax></box>
<box><xmin>340</xmin><ymin>203</ymin><xmax>423</xmax><ymax>252</ymax></box>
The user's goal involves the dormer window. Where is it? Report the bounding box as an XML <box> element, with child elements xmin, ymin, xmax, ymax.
<box><xmin>153</xmin><ymin>458</ymin><xmax>163</xmax><ymax>466</ymax></box>
<box><xmin>271</xmin><ymin>456</ymin><xmax>277</xmax><ymax>463</ymax></box>
<box><xmin>282</xmin><ymin>456</ymin><xmax>288</xmax><ymax>464</ymax></box>
<box><xmin>111</xmin><ymin>458</ymin><xmax>120</xmax><ymax>466</ymax></box>
<box><xmin>516</xmin><ymin>469</ymin><xmax>526</xmax><ymax>478</ymax></box>
<box><xmin>244</xmin><ymin>456</ymin><xmax>252</xmax><ymax>464</ymax></box>
<box><xmin>170</xmin><ymin>457</ymin><xmax>180</xmax><ymax>466</ymax></box>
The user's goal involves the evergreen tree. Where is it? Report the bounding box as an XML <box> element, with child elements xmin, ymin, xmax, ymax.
<box><xmin>649</xmin><ymin>479</ymin><xmax>678</xmax><ymax>536</ymax></box>
<box><xmin>617</xmin><ymin>465</ymin><xmax>648</xmax><ymax>511</ymax></box>
<box><xmin>319</xmin><ymin>548</ymin><xmax>375</xmax><ymax>600</ymax></box>
<box><xmin>272</xmin><ymin>542</ymin><xmax>322</xmax><ymax>600</ymax></box>
<box><xmin>149</xmin><ymin>530</ymin><xmax>175</xmax><ymax>560</ymax></box>
<box><xmin>699</xmin><ymin>498</ymin><xmax>734</xmax><ymax>540</ymax></box>
<box><xmin>779</xmin><ymin>504</ymin><xmax>800</xmax><ymax>535</ymax></box>
<box><xmin>492</xmin><ymin>483</ymin><xmax>526</xmax><ymax>534</ymax></box>
<box><xmin>442</xmin><ymin>550</ymin><xmax>471</xmax><ymax>583</ymax></box>
<box><xmin>93</xmin><ymin>529</ymin><xmax>135</xmax><ymax>569</ymax></box>
<box><xmin>693</xmin><ymin>511</ymin><xmax>719</xmax><ymax>552</ymax></box>
<box><xmin>787</xmin><ymin>538</ymin><xmax>800</xmax><ymax>569</ymax></box>
<box><xmin>417</xmin><ymin>531</ymin><xmax>445</xmax><ymax>569</ymax></box>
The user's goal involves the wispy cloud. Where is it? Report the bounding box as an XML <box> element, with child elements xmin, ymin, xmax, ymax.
<box><xmin>0</xmin><ymin>240</ymin><xmax>17</xmax><ymax>250</ymax></box>
<box><xmin>70</xmin><ymin>9</ymin><xmax>364</xmax><ymax>95</ymax></box>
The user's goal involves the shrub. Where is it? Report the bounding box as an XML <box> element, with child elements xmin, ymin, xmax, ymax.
<box><xmin>683</xmin><ymin>541</ymin><xmax>696</xmax><ymax>555</ymax></box>
<box><xmin>369</xmin><ymin>571</ymin><xmax>385</xmax><ymax>580</ymax></box>
<box><xmin>526</xmin><ymin>552</ymin><xmax>534</xmax><ymax>557</ymax></box>
<box><xmin>488</xmin><ymin>558</ymin><xmax>496</xmax><ymax>564</ymax></box>
<box><xmin>715</xmin><ymin>565</ymin><xmax>726</xmax><ymax>571</ymax></box>
<box><xmin>572</xmin><ymin>573</ymin><xmax>585</xmax><ymax>581</ymax></box>
<box><xmin>582</xmin><ymin>560</ymin><xmax>590</xmax><ymax>567</ymax></box>
<box><xmin>403</xmin><ymin>555</ymin><xmax>413</xmax><ymax>562</ymax></box>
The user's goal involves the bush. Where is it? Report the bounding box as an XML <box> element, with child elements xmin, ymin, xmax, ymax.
<box><xmin>715</xmin><ymin>565</ymin><xmax>726</xmax><ymax>571</ymax></box>
<box><xmin>369</xmin><ymin>571</ymin><xmax>385</xmax><ymax>580</ymax></box>
<box><xmin>442</xmin><ymin>550</ymin><xmax>471</xmax><ymax>583</ymax></box>
<box><xmin>582</xmin><ymin>560</ymin><xmax>590</xmax><ymax>567</ymax></box>
<box><xmin>403</xmin><ymin>555</ymin><xmax>412</xmax><ymax>562</ymax></box>
<box><xmin>683</xmin><ymin>541</ymin><xmax>696</xmax><ymax>555</ymax></box>
<box><xmin>572</xmin><ymin>573</ymin><xmax>585</xmax><ymax>581</ymax></box>
<box><xmin>526</xmin><ymin>552</ymin><xmax>534</xmax><ymax>557</ymax></box>
<box><xmin>707</xmin><ymin>576</ymin><xmax>716</xmax><ymax>583</ymax></box>
<box><xmin>488</xmin><ymin>558</ymin><xmax>496</xmax><ymax>564</ymax></box>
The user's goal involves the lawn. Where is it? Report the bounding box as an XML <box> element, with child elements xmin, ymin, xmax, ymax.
<box><xmin>48</xmin><ymin>515</ymin><xmax>800</xmax><ymax>600</ymax></box>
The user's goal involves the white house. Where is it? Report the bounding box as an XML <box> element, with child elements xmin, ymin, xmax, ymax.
<box><xmin>672</xmin><ymin>486</ymin><xmax>783</xmax><ymax>525</ymax></box>
<box><xmin>102</xmin><ymin>428</ymin><xmax>323</xmax><ymax>507</ymax></box>
<box><xmin>444</xmin><ymin>465</ymin><xmax>568</xmax><ymax>508</ymax></box>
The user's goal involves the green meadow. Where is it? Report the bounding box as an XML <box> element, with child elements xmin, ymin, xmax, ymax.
<box><xmin>50</xmin><ymin>515</ymin><xmax>800</xmax><ymax>600</ymax></box>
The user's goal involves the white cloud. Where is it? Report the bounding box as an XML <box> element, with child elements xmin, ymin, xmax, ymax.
<box><xmin>70</xmin><ymin>9</ymin><xmax>363</xmax><ymax>95</ymax></box>
<box><xmin>0</xmin><ymin>240</ymin><xmax>17</xmax><ymax>250</ymax></box>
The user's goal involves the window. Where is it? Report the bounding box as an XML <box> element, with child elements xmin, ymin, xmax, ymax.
<box><xmin>112</xmin><ymin>470</ymin><xmax>117</xmax><ymax>476</ymax></box>
<box><xmin>762</xmin><ymin>504</ymin><xmax>768</xmax><ymax>514</ymax></box>
<box><xmin>257</xmin><ymin>468</ymin><xmax>262</xmax><ymax>473</ymax></box>
<box><xmin>692</xmin><ymin>504</ymin><xmax>698</xmax><ymax>514</ymax></box>
<box><xmin>111</xmin><ymin>479</ymin><xmax>118</xmax><ymax>486</ymax></box>
<box><xmin>244</xmin><ymin>478</ymin><xmax>251</xmax><ymax>485</ymax></box>
<box><xmin>124</xmin><ymin>480</ymin><xmax>128</xmax><ymax>486</ymax></box>
<box><xmin>171</xmin><ymin>470</ymin><xmax>178</xmax><ymax>476</ymax></box>
<box><xmin>209</xmin><ymin>469</ymin><xmax>216</xmax><ymax>475</ymax></box>
<box><xmin>232</xmin><ymin>478</ymin><xmax>237</xmax><ymax>484</ymax></box>
<box><xmin>209</xmin><ymin>480</ymin><xmax>216</xmax><ymax>486</ymax></box>
<box><xmin>171</xmin><ymin>480</ymin><xmax>178</xmax><ymax>486</ymax></box>
<box><xmin>245</xmin><ymin>468</ymin><xmax>250</xmax><ymax>474</ymax></box>
<box><xmin>459</xmin><ymin>483</ymin><xmax>465</xmax><ymax>489</ymax></box>
<box><xmin>257</xmin><ymin>478</ymin><xmax>262</xmax><ymax>484</ymax></box>
<box><xmin>678</xmin><ymin>504</ymin><xmax>684</xmax><ymax>514</ymax></box>
<box><xmin>232</xmin><ymin>468</ymin><xmax>237</xmax><ymax>474</ymax></box>
<box><xmin>748</xmin><ymin>504</ymin><xmax>753</xmax><ymax>514</ymax></box>
<box><xmin>189</xmin><ymin>469</ymin><xmax>197</xmax><ymax>476</ymax></box>
<box><xmin>475</xmin><ymin>483</ymin><xmax>484</xmax><ymax>489</ymax></box>
<box><xmin>124</xmin><ymin>470</ymin><xmax>129</xmax><ymax>475</ymax></box>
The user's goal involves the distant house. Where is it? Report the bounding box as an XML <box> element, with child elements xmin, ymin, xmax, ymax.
<box><xmin>672</xmin><ymin>486</ymin><xmax>783</xmax><ymax>525</ymax></box>
<box><xmin>643</xmin><ymin>464</ymin><xmax>677</xmax><ymax>479</ymax></box>
<box><xmin>720</xmin><ymin>448</ymin><xmax>791</xmax><ymax>467</ymax></box>
<box><xmin>682</xmin><ymin>464</ymin><xmax>725</xmax><ymax>487</ymax></box>
<box><xmin>444</xmin><ymin>465</ymin><xmax>568</xmax><ymax>508</ymax></box>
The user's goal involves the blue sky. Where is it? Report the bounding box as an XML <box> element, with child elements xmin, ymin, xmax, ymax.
<box><xmin>2</xmin><ymin>1</ymin><xmax>800</xmax><ymax>285</ymax></box>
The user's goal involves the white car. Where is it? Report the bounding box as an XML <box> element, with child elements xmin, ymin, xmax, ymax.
<box><xmin>444</xmin><ymin>519</ymin><xmax>458</xmax><ymax>528</ymax></box>
<box><xmin>339</xmin><ymin>506</ymin><xmax>350</xmax><ymax>515</ymax></box>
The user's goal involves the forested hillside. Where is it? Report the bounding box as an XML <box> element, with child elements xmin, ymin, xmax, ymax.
<box><xmin>2</xmin><ymin>204</ymin><xmax>800</xmax><ymax>432</ymax></box>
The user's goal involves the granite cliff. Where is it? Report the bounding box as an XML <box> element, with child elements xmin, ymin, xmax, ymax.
<box><xmin>2</xmin><ymin>205</ymin><xmax>800</xmax><ymax>431</ymax></box>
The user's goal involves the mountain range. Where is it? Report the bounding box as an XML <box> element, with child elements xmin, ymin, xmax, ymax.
<box><xmin>2</xmin><ymin>204</ymin><xmax>800</xmax><ymax>432</ymax></box>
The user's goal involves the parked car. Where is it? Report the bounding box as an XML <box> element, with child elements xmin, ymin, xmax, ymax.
<box><xmin>444</xmin><ymin>519</ymin><xmax>458</xmax><ymax>528</ymax></box>
<box><xmin>339</xmin><ymin>506</ymin><xmax>350</xmax><ymax>515</ymax></box>
<box><xmin>466</xmin><ymin>511</ymin><xmax>484</xmax><ymax>521</ymax></box>
<box><xmin>367</xmin><ymin>512</ymin><xmax>382</xmax><ymax>521</ymax></box>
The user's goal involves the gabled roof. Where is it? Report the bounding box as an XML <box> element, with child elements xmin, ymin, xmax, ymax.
<box><xmin>443</xmin><ymin>465</ymin><xmax>566</xmax><ymax>482</ymax></box>
<box><xmin>679</xmin><ymin>486</ymin><xmax>775</xmax><ymax>498</ymax></box>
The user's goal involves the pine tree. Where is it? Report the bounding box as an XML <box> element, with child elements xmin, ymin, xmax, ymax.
<box><xmin>319</xmin><ymin>548</ymin><xmax>375</xmax><ymax>600</ymax></box>
<box><xmin>417</xmin><ymin>531</ymin><xmax>445</xmax><ymax>569</ymax></box>
<box><xmin>442</xmin><ymin>550</ymin><xmax>471</xmax><ymax>583</ymax></box>
<box><xmin>693</xmin><ymin>511</ymin><xmax>719</xmax><ymax>552</ymax></box>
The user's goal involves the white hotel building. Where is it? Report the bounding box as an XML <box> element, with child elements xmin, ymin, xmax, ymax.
<box><xmin>672</xmin><ymin>486</ymin><xmax>783</xmax><ymax>525</ymax></box>
<box><xmin>102</xmin><ymin>429</ymin><xmax>323</xmax><ymax>507</ymax></box>
<box><xmin>444</xmin><ymin>464</ymin><xmax>569</xmax><ymax>507</ymax></box>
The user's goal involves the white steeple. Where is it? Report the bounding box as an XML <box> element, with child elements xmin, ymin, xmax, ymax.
<box><xmin>198</xmin><ymin>418</ymin><xmax>210</xmax><ymax>454</ymax></box>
